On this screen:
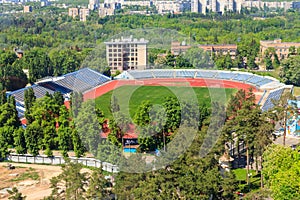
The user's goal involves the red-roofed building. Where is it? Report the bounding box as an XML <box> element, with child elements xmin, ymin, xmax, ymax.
<box><xmin>21</xmin><ymin>118</ymin><xmax>27</xmax><ymax>126</ymax></box>
<box><xmin>100</xmin><ymin>120</ymin><xmax>139</xmax><ymax>152</ymax></box>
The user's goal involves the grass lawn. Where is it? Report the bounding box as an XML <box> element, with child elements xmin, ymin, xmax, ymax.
<box><xmin>233</xmin><ymin>168</ymin><xmax>261</xmax><ymax>193</ymax></box>
<box><xmin>95</xmin><ymin>85</ymin><xmax>237</xmax><ymax>118</ymax></box>
<box><xmin>252</xmin><ymin>68</ymin><xmax>280</xmax><ymax>79</ymax></box>
<box><xmin>293</xmin><ymin>86</ymin><xmax>300</xmax><ymax>97</ymax></box>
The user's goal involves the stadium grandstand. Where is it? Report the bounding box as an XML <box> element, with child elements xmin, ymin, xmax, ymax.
<box><xmin>115</xmin><ymin>69</ymin><xmax>293</xmax><ymax>112</ymax></box>
<box><xmin>7</xmin><ymin>68</ymin><xmax>293</xmax><ymax>118</ymax></box>
<box><xmin>7</xmin><ymin>68</ymin><xmax>111</xmax><ymax>118</ymax></box>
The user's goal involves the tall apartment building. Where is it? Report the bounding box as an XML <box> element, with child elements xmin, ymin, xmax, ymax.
<box><xmin>191</xmin><ymin>0</ymin><xmax>199</xmax><ymax>12</ymax></box>
<box><xmin>104</xmin><ymin>36</ymin><xmax>148</xmax><ymax>72</ymax></box>
<box><xmin>260</xmin><ymin>39</ymin><xmax>300</xmax><ymax>60</ymax></box>
<box><xmin>79</xmin><ymin>8</ymin><xmax>90</xmax><ymax>21</ymax></box>
<box><xmin>88</xmin><ymin>0</ymin><xmax>100</xmax><ymax>10</ymax></box>
<box><xmin>68</xmin><ymin>8</ymin><xmax>90</xmax><ymax>22</ymax></box>
<box><xmin>99</xmin><ymin>2</ymin><xmax>121</xmax><ymax>17</ymax></box>
<box><xmin>68</xmin><ymin>8</ymin><xmax>79</xmax><ymax>18</ymax></box>
<box><xmin>23</xmin><ymin>5</ymin><xmax>32</xmax><ymax>13</ymax></box>
<box><xmin>151</xmin><ymin>0</ymin><xmax>191</xmax><ymax>14</ymax></box>
<box><xmin>191</xmin><ymin>0</ymin><xmax>295</xmax><ymax>15</ymax></box>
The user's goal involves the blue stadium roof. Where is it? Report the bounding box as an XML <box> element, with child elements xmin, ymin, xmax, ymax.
<box><xmin>8</xmin><ymin>68</ymin><xmax>111</xmax><ymax>103</ymax></box>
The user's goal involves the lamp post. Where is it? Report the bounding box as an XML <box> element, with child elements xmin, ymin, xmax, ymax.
<box><xmin>283</xmin><ymin>109</ymin><xmax>288</xmax><ymax>146</ymax></box>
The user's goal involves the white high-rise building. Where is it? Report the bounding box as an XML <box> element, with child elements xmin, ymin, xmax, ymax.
<box><xmin>191</xmin><ymin>0</ymin><xmax>294</xmax><ymax>15</ymax></box>
<box><xmin>191</xmin><ymin>0</ymin><xmax>199</xmax><ymax>12</ymax></box>
<box><xmin>104</xmin><ymin>36</ymin><xmax>148</xmax><ymax>72</ymax></box>
<box><xmin>88</xmin><ymin>0</ymin><xmax>100</xmax><ymax>10</ymax></box>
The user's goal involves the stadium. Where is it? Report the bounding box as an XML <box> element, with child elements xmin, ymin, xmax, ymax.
<box><xmin>8</xmin><ymin>67</ymin><xmax>293</xmax><ymax>124</ymax></box>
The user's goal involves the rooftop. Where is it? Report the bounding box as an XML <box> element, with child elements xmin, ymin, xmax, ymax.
<box><xmin>104</xmin><ymin>35</ymin><xmax>148</xmax><ymax>45</ymax></box>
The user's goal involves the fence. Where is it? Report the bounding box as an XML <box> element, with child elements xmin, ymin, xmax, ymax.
<box><xmin>7</xmin><ymin>153</ymin><xmax>119</xmax><ymax>173</ymax></box>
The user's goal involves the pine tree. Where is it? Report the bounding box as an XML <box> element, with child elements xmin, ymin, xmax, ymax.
<box><xmin>70</xmin><ymin>92</ymin><xmax>83</xmax><ymax>118</ymax></box>
<box><xmin>111</xmin><ymin>95</ymin><xmax>120</xmax><ymax>113</ymax></box>
<box><xmin>8</xmin><ymin>187</ymin><xmax>26</xmax><ymax>200</ymax></box>
<box><xmin>14</xmin><ymin>128</ymin><xmax>27</xmax><ymax>154</ymax></box>
<box><xmin>53</xmin><ymin>91</ymin><xmax>64</xmax><ymax>106</ymax></box>
<box><xmin>86</xmin><ymin>169</ymin><xmax>111</xmax><ymax>199</ymax></box>
<box><xmin>72</xmin><ymin>127</ymin><xmax>85</xmax><ymax>158</ymax></box>
<box><xmin>25</xmin><ymin>121</ymin><xmax>42</xmax><ymax>156</ymax></box>
<box><xmin>24</xmin><ymin>88</ymin><xmax>36</xmax><ymax>124</ymax></box>
<box><xmin>57</xmin><ymin>106</ymin><xmax>72</xmax><ymax>157</ymax></box>
<box><xmin>50</xmin><ymin>160</ymin><xmax>87</xmax><ymax>200</ymax></box>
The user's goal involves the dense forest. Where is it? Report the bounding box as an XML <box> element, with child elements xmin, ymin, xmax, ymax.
<box><xmin>1</xmin><ymin>11</ymin><xmax>300</xmax><ymax>88</ymax></box>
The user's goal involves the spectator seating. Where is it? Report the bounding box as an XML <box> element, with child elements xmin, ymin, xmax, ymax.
<box><xmin>246</xmin><ymin>76</ymin><xmax>265</xmax><ymax>84</ymax></box>
<box><xmin>54</xmin><ymin>68</ymin><xmax>111</xmax><ymax>93</ymax></box>
<box><xmin>9</xmin><ymin>85</ymin><xmax>55</xmax><ymax>103</ymax></box>
<box><xmin>128</xmin><ymin>70</ymin><xmax>154</xmax><ymax>79</ymax></box>
<box><xmin>261</xmin><ymin>88</ymin><xmax>284</xmax><ymax>112</ymax></box>
<box><xmin>195</xmin><ymin>71</ymin><xmax>217</xmax><ymax>78</ymax></box>
<box><xmin>233</xmin><ymin>73</ymin><xmax>253</xmax><ymax>82</ymax></box>
<box><xmin>8</xmin><ymin>68</ymin><xmax>111</xmax><ymax>118</ymax></box>
<box><xmin>175</xmin><ymin>70</ymin><xmax>197</xmax><ymax>78</ymax></box>
<box><xmin>215</xmin><ymin>72</ymin><xmax>236</xmax><ymax>80</ymax></box>
<box><xmin>38</xmin><ymin>82</ymin><xmax>72</xmax><ymax>94</ymax></box>
<box><xmin>152</xmin><ymin>70</ymin><xmax>174</xmax><ymax>78</ymax></box>
<box><xmin>255</xmin><ymin>78</ymin><xmax>274</xmax><ymax>87</ymax></box>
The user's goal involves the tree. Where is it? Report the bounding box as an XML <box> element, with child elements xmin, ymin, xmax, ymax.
<box><xmin>70</xmin><ymin>92</ymin><xmax>83</xmax><ymax>118</ymax></box>
<box><xmin>74</xmin><ymin>100</ymin><xmax>101</xmax><ymax>155</ymax></box>
<box><xmin>265</xmin><ymin>57</ymin><xmax>273</xmax><ymax>70</ymax></box>
<box><xmin>53</xmin><ymin>92</ymin><xmax>64</xmax><ymax>106</ymax></box>
<box><xmin>72</xmin><ymin>124</ymin><xmax>85</xmax><ymax>158</ymax></box>
<box><xmin>137</xmin><ymin>126</ymin><xmax>157</xmax><ymax>152</ymax></box>
<box><xmin>263</xmin><ymin>144</ymin><xmax>300</xmax><ymax>200</ymax></box>
<box><xmin>0</xmin><ymin>129</ymin><xmax>9</xmax><ymax>160</ymax></box>
<box><xmin>24</xmin><ymin>88</ymin><xmax>36</xmax><ymax>124</ymax></box>
<box><xmin>101</xmin><ymin>67</ymin><xmax>111</xmax><ymax>78</ymax></box>
<box><xmin>221</xmin><ymin>172</ymin><xmax>238</xmax><ymax>200</ymax></box>
<box><xmin>175</xmin><ymin>54</ymin><xmax>193</xmax><ymax>68</ymax></box>
<box><xmin>184</xmin><ymin>47</ymin><xmax>212</xmax><ymax>69</ymax></box>
<box><xmin>50</xmin><ymin>160</ymin><xmax>87</xmax><ymax>200</ymax></box>
<box><xmin>288</xmin><ymin>46</ymin><xmax>296</xmax><ymax>57</ymax></box>
<box><xmin>0</xmin><ymin>58</ymin><xmax>27</xmax><ymax>91</ymax></box>
<box><xmin>108</xmin><ymin>112</ymin><xmax>130</xmax><ymax>147</ymax></box>
<box><xmin>85</xmin><ymin>169</ymin><xmax>111</xmax><ymax>199</ymax></box>
<box><xmin>223</xmin><ymin>89</ymin><xmax>259</xmax><ymax>186</ymax></box>
<box><xmin>247</xmin><ymin>56</ymin><xmax>258</xmax><ymax>69</ymax></box>
<box><xmin>110</xmin><ymin>95</ymin><xmax>120</xmax><ymax>113</ymax></box>
<box><xmin>224</xmin><ymin>53</ymin><xmax>233</xmax><ymax>69</ymax></box>
<box><xmin>133</xmin><ymin>100</ymin><xmax>152</xmax><ymax>127</ymax></box>
<box><xmin>0</xmin><ymin>89</ymin><xmax>7</xmax><ymax>105</ymax></box>
<box><xmin>0</xmin><ymin>51</ymin><xmax>17</xmax><ymax>67</ymax></box>
<box><xmin>280</xmin><ymin>55</ymin><xmax>300</xmax><ymax>86</ymax></box>
<box><xmin>25</xmin><ymin>121</ymin><xmax>42</xmax><ymax>156</ymax></box>
<box><xmin>263</xmin><ymin>47</ymin><xmax>279</xmax><ymax>70</ymax></box>
<box><xmin>14</xmin><ymin>128</ymin><xmax>27</xmax><ymax>154</ymax></box>
<box><xmin>21</xmin><ymin>49</ymin><xmax>53</xmax><ymax>83</ymax></box>
<box><xmin>27</xmin><ymin>95</ymin><xmax>61</xmax><ymax>155</ymax></box>
<box><xmin>49</xmin><ymin>49</ymin><xmax>80</xmax><ymax>76</ymax></box>
<box><xmin>162</xmin><ymin>97</ymin><xmax>181</xmax><ymax>132</ymax></box>
<box><xmin>0</xmin><ymin>100</ymin><xmax>21</xmax><ymax>146</ymax></box>
<box><xmin>114</xmin><ymin>127</ymin><xmax>234</xmax><ymax>199</ymax></box>
<box><xmin>57</xmin><ymin>106</ymin><xmax>72</xmax><ymax>157</ymax></box>
<box><xmin>164</xmin><ymin>51</ymin><xmax>176</xmax><ymax>68</ymax></box>
<box><xmin>8</xmin><ymin>187</ymin><xmax>26</xmax><ymax>200</ymax></box>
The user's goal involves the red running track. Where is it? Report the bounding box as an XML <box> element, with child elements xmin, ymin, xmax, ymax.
<box><xmin>84</xmin><ymin>78</ymin><xmax>261</xmax><ymax>102</ymax></box>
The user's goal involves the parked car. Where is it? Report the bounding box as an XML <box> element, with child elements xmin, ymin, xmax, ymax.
<box><xmin>273</xmin><ymin>129</ymin><xmax>284</xmax><ymax>136</ymax></box>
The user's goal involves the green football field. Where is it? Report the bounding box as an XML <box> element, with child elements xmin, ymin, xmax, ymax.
<box><xmin>94</xmin><ymin>85</ymin><xmax>237</xmax><ymax>118</ymax></box>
